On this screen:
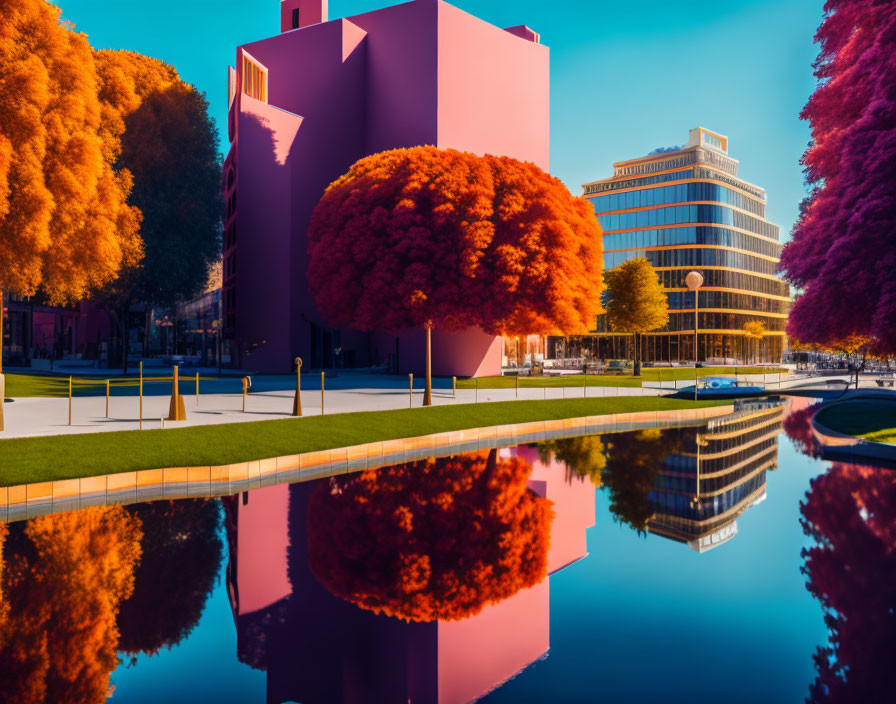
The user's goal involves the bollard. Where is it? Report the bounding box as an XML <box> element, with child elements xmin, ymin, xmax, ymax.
<box><xmin>292</xmin><ymin>357</ymin><xmax>303</xmax><ymax>417</ymax></box>
<box><xmin>242</xmin><ymin>376</ymin><xmax>248</xmax><ymax>413</ymax></box>
<box><xmin>475</xmin><ymin>377</ymin><xmax>479</xmax><ymax>403</ymax></box>
<box><xmin>409</xmin><ymin>373</ymin><xmax>414</xmax><ymax>408</ymax></box>
<box><xmin>167</xmin><ymin>365</ymin><xmax>186</xmax><ymax>421</ymax></box>
<box><xmin>68</xmin><ymin>376</ymin><xmax>72</xmax><ymax>426</ymax></box>
<box><xmin>321</xmin><ymin>371</ymin><xmax>325</xmax><ymax>415</ymax></box>
<box><xmin>452</xmin><ymin>376</ymin><xmax>456</xmax><ymax>399</ymax></box>
<box><xmin>106</xmin><ymin>379</ymin><xmax>110</xmax><ymax>418</ymax></box>
<box><xmin>515</xmin><ymin>374</ymin><xmax>519</xmax><ymax>399</ymax></box>
<box><xmin>139</xmin><ymin>362</ymin><xmax>143</xmax><ymax>430</ymax></box>
<box><xmin>196</xmin><ymin>372</ymin><xmax>200</xmax><ymax>406</ymax></box>
<box><xmin>584</xmin><ymin>373</ymin><xmax>587</xmax><ymax>398</ymax></box>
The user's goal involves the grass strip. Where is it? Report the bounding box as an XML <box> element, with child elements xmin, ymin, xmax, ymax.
<box><xmin>457</xmin><ymin>366</ymin><xmax>786</xmax><ymax>389</ymax></box>
<box><xmin>814</xmin><ymin>399</ymin><xmax>896</xmax><ymax>444</ymax></box>
<box><xmin>0</xmin><ymin>396</ymin><xmax>727</xmax><ymax>486</ymax></box>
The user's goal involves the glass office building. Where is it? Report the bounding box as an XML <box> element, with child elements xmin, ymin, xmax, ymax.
<box><xmin>584</xmin><ymin>128</ymin><xmax>790</xmax><ymax>363</ymax></box>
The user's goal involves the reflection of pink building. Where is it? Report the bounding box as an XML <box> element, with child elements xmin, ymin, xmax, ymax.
<box><xmin>225</xmin><ymin>447</ymin><xmax>594</xmax><ymax>704</ymax></box>
<box><xmin>222</xmin><ymin>0</ymin><xmax>549</xmax><ymax>374</ymax></box>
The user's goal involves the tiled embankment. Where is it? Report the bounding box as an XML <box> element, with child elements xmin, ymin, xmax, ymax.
<box><xmin>0</xmin><ymin>405</ymin><xmax>734</xmax><ymax>523</ymax></box>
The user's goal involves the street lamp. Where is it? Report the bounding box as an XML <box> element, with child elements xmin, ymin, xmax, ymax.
<box><xmin>155</xmin><ymin>315</ymin><xmax>174</xmax><ymax>357</ymax></box>
<box><xmin>685</xmin><ymin>271</ymin><xmax>704</xmax><ymax>401</ymax></box>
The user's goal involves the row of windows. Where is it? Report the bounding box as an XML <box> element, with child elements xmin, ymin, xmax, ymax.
<box><xmin>615</xmin><ymin>153</ymin><xmax>697</xmax><ymax>176</ymax></box>
<box><xmin>656</xmin><ymin>445</ymin><xmax>775</xmax><ymax>495</ymax></box>
<box><xmin>598</xmin><ymin>204</ymin><xmax>779</xmax><ymax>240</ymax></box>
<box><xmin>225</xmin><ymin>253</ymin><xmax>237</xmax><ymax>280</ymax></box>
<box><xmin>224</xmin><ymin>222</ymin><xmax>237</xmax><ymax>250</ymax></box>
<box><xmin>241</xmin><ymin>55</ymin><xmax>267</xmax><ymax>102</ymax></box>
<box><xmin>704</xmin><ymin>409</ymin><xmax>784</xmax><ymax>441</ymax></box>
<box><xmin>602</xmin><ymin>226</ymin><xmax>783</xmax><ymax>259</ymax></box>
<box><xmin>667</xmin><ymin>291</ymin><xmax>790</xmax><ymax>315</ymax></box>
<box><xmin>702</xmin><ymin>421</ymin><xmax>783</xmax><ymax>456</ymax></box>
<box><xmin>697</xmin><ymin>437</ymin><xmax>779</xmax><ymax>476</ymax></box>
<box><xmin>604</xmin><ymin>247</ymin><xmax>780</xmax><ymax>276</ymax></box>
<box><xmin>657</xmin><ymin>268</ymin><xmax>790</xmax><ymax>298</ymax></box>
<box><xmin>584</xmin><ymin>169</ymin><xmax>694</xmax><ymax>196</ymax></box>
<box><xmin>591</xmin><ymin>182</ymin><xmax>765</xmax><ymax>218</ymax></box>
<box><xmin>594</xmin><ymin>311</ymin><xmax>787</xmax><ymax>333</ymax></box>
<box><xmin>694</xmin><ymin>167</ymin><xmax>765</xmax><ymax>200</ymax></box>
<box><xmin>649</xmin><ymin>471</ymin><xmax>766</xmax><ymax>520</ymax></box>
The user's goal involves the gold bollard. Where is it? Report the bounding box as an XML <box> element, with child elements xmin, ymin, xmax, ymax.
<box><xmin>321</xmin><ymin>371</ymin><xmax>325</xmax><ymax>415</ymax></box>
<box><xmin>409</xmin><ymin>373</ymin><xmax>413</xmax><ymax>408</ymax></box>
<box><xmin>139</xmin><ymin>362</ymin><xmax>143</xmax><ymax>430</ymax></box>
<box><xmin>68</xmin><ymin>376</ymin><xmax>72</xmax><ymax>426</ymax></box>
<box><xmin>241</xmin><ymin>376</ymin><xmax>248</xmax><ymax>412</ymax></box>
<box><xmin>106</xmin><ymin>379</ymin><xmax>110</xmax><ymax>418</ymax></box>
<box><xmin>452</xmin><ymin>376</ymin><xmax>456</xmax><ymax>399</ymax></box>
<box><xmin>196</xmin><ymin>372</ymin><xmax>200</xmax><ymax>406</ymax></box>
<box><xmin>167</xmin><ymin>365</ymin><xmax>186</xmax><ymax>421</ymax></box>
<box><xmin>292</xmin><ymin>357</ymin><xmax>303</xmax><ymax>417</ymax></box>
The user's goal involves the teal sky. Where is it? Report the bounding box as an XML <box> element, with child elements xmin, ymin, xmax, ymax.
<box><xmin>58</xmin><ymin>0</ymin><xmax>823</xmax><ymax>239</ymax></box>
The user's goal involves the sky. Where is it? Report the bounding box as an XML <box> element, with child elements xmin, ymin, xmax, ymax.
<box><xmin>58</xmin><ymin>0</ymin><xmax>824</xmax><ymax>239</ymax></box>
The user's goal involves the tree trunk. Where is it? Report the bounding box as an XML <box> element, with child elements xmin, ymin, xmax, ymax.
<box><xmin>423</xmin><ymin>322</ymin><xmax>432</xmax><ymax>407</ymax></box>
<box><xmin>633</xmin><ymin>332</ymin><xmax>641</xmax><ymax>377</ymax></box>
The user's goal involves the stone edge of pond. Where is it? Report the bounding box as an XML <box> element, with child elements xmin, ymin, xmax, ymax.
<box><xmin>0</xmin><ymin>405</ymin><xmax>735</xmax><ymax>523</ymax></box>
<box><xmin>811</xmin><ymin>392</ymin><xmax>896</xmax><ymax>464</ymax></box>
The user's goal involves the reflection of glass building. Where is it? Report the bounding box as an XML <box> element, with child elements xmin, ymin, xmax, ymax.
<box><xmin>647</xmin><ymin>402</ymin><xmax>784</xmax><ymax>552</ymax></box>
<box><xmin>583</xmin><ymin>128</ymin><xmax>790</xmax><ymax>363</ymax></box>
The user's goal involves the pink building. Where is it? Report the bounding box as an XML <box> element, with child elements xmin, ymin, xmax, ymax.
<box><xmin>223</xmin><ymin>0</ymin><xmax>549</xmax><ymax>375</ymax></box>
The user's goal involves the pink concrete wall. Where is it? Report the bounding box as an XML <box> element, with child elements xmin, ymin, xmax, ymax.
<box><xmin>228</xmin><ymin>0</ymin><xmax>549</xmax><ymax>375</ymax></box>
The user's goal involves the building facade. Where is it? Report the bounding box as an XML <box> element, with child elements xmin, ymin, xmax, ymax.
<box><xmin>223</xmin><ymin>0</ymin><xmax>549</xmax><ymax>375</ymax></box>
<box><xmin>584</xmin><ymin>128</ymin><xmax>790</xmax><ymax>364</ymax></box>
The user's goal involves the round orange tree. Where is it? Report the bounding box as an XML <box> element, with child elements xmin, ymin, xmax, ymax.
<box><xmin>306</xmin><ymin>450</ymin><xmax>553</xmax><ymax>622</ymax></box>
<box><xmin>307</xmin><ymin>146</ymin><xmax>604</xmax><ymax>404</ymax></box>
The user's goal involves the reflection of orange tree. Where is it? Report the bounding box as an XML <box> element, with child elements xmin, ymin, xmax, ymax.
<box><xmin>307</xmin><ymin>449</ymin><xmax>553</xmax><ymax>622</ymax></box>
<box><xmin>117</xmin><ymin>499</ymin><xmax>223</xmax><ymax>656</ymax></box>
<box><xmin>783</xmin><ymin>403</ymin><xmax>823</xmax><ymax>459</ymax></box>
<box><xmin>538</xmin><ymin>436</ymin><xmax>606</xmax><ymax>486</ymax></box>
<box><xmin>801</xmin><ymin>463</ymin><xmax>896</xmax><ymax>704</ymax></box>
<box><xmin>0</xmin><ymin>506</ymin><xmax>142</xmax><ymax>703</ymax></box>
<box><xmin>602</xmin><ymin>429</ymin><xmax>683</xmax><ymax>533</ymax></box>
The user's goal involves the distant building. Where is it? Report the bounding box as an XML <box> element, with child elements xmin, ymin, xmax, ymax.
<box><xmin>584</xmin><ymin>128</ymin><xmax>790</xmax><ymax>363</ymax></box>
<box><xmin>223</xmin><ymin>0</ymin><xmax>549</xmax><ymax>375</ymax></box>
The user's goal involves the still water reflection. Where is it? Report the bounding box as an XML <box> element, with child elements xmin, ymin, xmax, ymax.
<box><xmin>0</xmin><ymin>399</ymin><xmax>892</xmax><ymax>703</ymax></box>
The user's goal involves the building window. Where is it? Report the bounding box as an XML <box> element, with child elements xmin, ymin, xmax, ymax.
<box><xmin>292</xmin><ymin>8</ymin><xmax>300</xmax><ymax>29</ymax></box>
<box><xmin>241</xmin><ymin>54</ymin><xmax>268</xmax><ymax>103</ymax></box>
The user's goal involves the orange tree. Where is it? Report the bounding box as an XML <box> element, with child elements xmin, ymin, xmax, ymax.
<box><xmin>603</xmin><ymin>257</ymin><xmax>669</xmax><ymax>376</ymax></box>
<box><xmin>306</xmin><ymin>449</ymin><xmax>553</xmax><ymax>622</ymax></box>
<box><xmin>308</xmin><ymin>146</ymin><xmax>603</xmax><ymax>405</ymax></box>
<box><xmin>0</xmin><ymin>0</ymin><xmax>143</xmax><ymax>352</ymax></box>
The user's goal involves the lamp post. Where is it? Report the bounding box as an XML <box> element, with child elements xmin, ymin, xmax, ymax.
<box><xmin>685</xmin><ymin>271</ymin><xmax>704</xmax><ymax>401</ymax></box>
<box><xmin>155</xmin><ymin>315</ymin><xmax>174</xmax><ymax>357</ymax></box>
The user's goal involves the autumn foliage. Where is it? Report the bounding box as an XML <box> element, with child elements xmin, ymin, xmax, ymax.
<box><xmin>0</xmin><ymin>0</ymin><xmax>142</xmax><ymax>301</ymax></box>
<box><xmin>0</xmin><ymin>506</ymin><xmax>142</xmax><ymax>704</ymax></box>
<box><xmin>307</xmin><ymin>146</ymin><xmax>604</xmax><ymax>338</ymax></box>
<box><xmin>779</xmin><ymin>1</ymin><xmax>896</xmax><ymax>352</ymax></box>
<box><xmin>306</xmin><ymin>450</ymin><xmax>553</xmax><ymax>622</ymax></box>
<box><xmin>801</xmin><ymin>463</ymin><xmax>896</xmax><ymax>703</ymax></box>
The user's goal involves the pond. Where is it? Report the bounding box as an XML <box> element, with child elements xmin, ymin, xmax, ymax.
<box><xmin>0</xmin><ymin>397</ymin><xmax>892</xmax><ymax>704</ymax></box>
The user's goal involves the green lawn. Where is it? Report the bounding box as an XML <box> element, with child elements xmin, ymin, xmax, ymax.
<box><xmin>457</xmin><ymin>366</ymin><xmax>786</xmax><ymax>389</ymax></box>
<box><xmin>814</xmin><ymin>399</ymin><xmax>896</xmax><ymax>444</ymax></box>
<box><xmin>2</xmin><ymin>371</ymin><xmax>219</xmax><ymax>398</ymax></box>
<box><xmin>0</xmin><ymin>396</ymin><xmax>727</xmax><ymax>486</ymax></box>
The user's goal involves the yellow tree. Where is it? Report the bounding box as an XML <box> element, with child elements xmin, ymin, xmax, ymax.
<box><xmin>0</xmin><ymin>0</ymin><xmax>143</xmax><ymax>427</ymax></box>
<box><xmin>742</xmin><ymin>320</ymin><xmax>767</xmax><ymax>364</ymax></box>
<box><xmin>604</xmin><ymin>257</ymin><xmax>669</xmax><ymax>376</ymax></box>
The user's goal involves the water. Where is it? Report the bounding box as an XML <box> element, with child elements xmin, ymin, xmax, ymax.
<box><xmin>0</xmin><ymin>398</ymin><xmax>892</xmax><ymax>704</ymax></box>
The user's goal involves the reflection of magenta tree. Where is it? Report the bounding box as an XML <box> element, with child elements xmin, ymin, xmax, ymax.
<box><xmin>602</xmin><ymin>429</ymin><xmax>684</xmax><ymax>533</ymax></box>
<box><xmin>783</xmin><ymin>402</ymin><xmax>823</xmax><ymax>458</ymax></box>
<box><xmin>0</xmin><ymin>507</ymin><xmax>142</xmax><ymax>704</ymax></box>
<box><xmin>538</xmin><ymin>435</ymin><xmax>606</xmax><ymax>486</ymax></box>
<box><xmin>306</xmin><ymin>449</ymin><xmax>553</xmax><ymax>622</ymax></box>
<box><xmin>801</xmin><ymin>464</ymin><xmax>896</xmax><ymax>704</ymax></box>
<box><xmin>117</xmin><ymin>499</ymin><xmax>223</xmax><ymax>655</ymax></box>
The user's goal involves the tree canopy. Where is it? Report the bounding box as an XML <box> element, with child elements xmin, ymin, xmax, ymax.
<box><xmin>779</xmin><ymin>1</ymin><xmax>896</xmax><ymax>352</ymax></box>
<box><xmin>306</xmin><ymin>449</ymin><xmax>553</xmax><ymax>622</ymax></box>
<box><xmin>307</xmin><ymin>146</ymin><xmax>604</xmax><ymax>338</ymax></box>
<box><xmin>604</xmin><ymin>258</ymin><xmax>669</xmax><ymax>334</ymax></box>
<box><xmin>0</xmin><ymin>0</ymin><xmax>142</xmax><ymax>302</ymax></box>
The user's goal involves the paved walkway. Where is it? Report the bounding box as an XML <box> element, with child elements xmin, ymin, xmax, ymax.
<box><xmin>0</xmin><ymin>372</ymin><xmax>664</xmax><ymax>439</ymax></box>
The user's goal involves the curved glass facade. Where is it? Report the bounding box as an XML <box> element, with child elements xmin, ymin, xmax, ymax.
<box><xmin>582</xmin><ymin>134</ymin><xmax>791</xmax><ymax>363</ymax></box>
